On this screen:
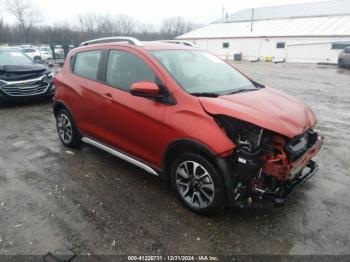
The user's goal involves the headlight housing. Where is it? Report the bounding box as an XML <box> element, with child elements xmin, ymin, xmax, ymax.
<box><xmin>214</xmin><ymin>115</ymin><xmax>264</xmax><ymax>148</ymax></box>
<box><xmin>47</xmin><ymin>72</ymin><xmax>54</xmax><ymax>79</ymax></box>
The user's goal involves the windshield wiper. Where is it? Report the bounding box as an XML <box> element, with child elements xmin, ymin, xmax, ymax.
<box><xmin>190</xmin><ymin>92</ymin><xmax>220</xmax><ymax>98</ymax></box>
<box><xmin>225</xmin><ymin>88</ymin><xmax>258</xmax><ymax>95</ymax></box>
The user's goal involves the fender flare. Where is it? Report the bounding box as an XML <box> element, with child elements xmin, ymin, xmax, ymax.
<box><xmin>163</xmin><ymin>138</ymin><xmax>236</xmax><ymax>204</ymax></box>
<box><xmin>53</xmin><ymin>100</ymin><xmax>73</xmax><ymax>116</ymax></box>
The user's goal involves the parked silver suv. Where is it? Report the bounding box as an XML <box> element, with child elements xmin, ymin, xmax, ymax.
<box><xmin>338</xmin><ymin>47</ymin><xmax>350</xmax><ymax>68</ymax></box>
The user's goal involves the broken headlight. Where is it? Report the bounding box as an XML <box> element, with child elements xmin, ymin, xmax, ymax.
<box><xmin>215</xmin><ymin>115</ymin><xmax>265</xmax><ymax>180</ymax></box>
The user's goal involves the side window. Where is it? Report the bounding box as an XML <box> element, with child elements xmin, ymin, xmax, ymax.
<box><xmin>106</xmin><ymin>50</ymin><xmax>156</xmax><ymax>91</ymax></box>
<box><xmin>222</xmin><ymin>42</ymin><xmax>229</xmax><ymax>48</ymax></box>
<box><xmin>73</xmin><ymin>50</ymin><xmax>101</xmax><ymax>81</ymax></box>
<box><xmin>345</xmin><ymin>47</ymin><xmax>350</xmax><ymax>54</ymax></box>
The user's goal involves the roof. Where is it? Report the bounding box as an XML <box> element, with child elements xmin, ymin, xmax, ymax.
<box><xmin>215</xmin><ymin>0</ymin><xmax>350</xmax><ymax>23</ymax></box>
<box><xmin>177</xmin><ymin>15</ymin><xmax>350</xmax><ymax>39</ymax></box>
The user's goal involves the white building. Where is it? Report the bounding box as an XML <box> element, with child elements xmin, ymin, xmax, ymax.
<box><xmin>177</xmin><ymin>0</ymin><xmax>350</xmax><ymax>63</ymax></box>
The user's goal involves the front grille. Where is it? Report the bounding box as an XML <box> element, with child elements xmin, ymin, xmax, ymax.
<box><xmin>0</xmin><ymin>76</ymin><xmax>50</xmax><ymax>96</ymax></box>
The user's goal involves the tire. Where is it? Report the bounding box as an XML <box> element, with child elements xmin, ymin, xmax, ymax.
<box><xmin>170</xmin><ymin>153</ymin><xmax>226</xmax><ymax>215</ymax></box>
<box><xmin>338</xmin><ymin>59</ymin><xmax>344</xmax><ymax>68</ymax></box>
<box><xmin>55</xmin><ymin>109</ymin><xmax>81</xmax><ymax>148</ymax></box>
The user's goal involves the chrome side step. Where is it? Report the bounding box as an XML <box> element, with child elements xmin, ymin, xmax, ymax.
<box><xmin>81</xmin><ymin>137</ymin><xmax>159</xmax><ymax>176</ymax></box>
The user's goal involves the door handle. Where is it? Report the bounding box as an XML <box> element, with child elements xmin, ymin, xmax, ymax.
<box><xmin>103</xmin><ymin>93</ymin><xmax>113</xmax><ymax>100</ymax></box>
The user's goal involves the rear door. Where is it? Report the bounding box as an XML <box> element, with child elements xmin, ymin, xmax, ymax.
<box><xmin>96</xmin><ymin>48</ymin><xmax>167</xmax><ymax>167</ymax></box>
<box><xmin>70</xmin><ymin>49</ymin><xmax>106</xmax><ymax>138</ymax></box>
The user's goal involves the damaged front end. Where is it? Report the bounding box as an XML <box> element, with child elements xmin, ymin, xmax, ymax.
<box><xmin>215</xmin><ymin>115</ymin><xmax>323</xmax><ymax>206</ymax></box>
<box><xmin>0</xmin><ymin>65</ymin><xmax>55</xmax><ymax>101</ymax></box>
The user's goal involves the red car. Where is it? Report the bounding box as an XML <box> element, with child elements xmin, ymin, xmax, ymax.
<box><xmin>53</xmin><ymin>37</ymin><xmax>323</xmax><ymax>214</ymax></box>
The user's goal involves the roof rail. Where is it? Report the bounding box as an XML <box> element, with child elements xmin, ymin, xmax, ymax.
<box><xmin>80</xmin><ymin>37</ymin><xmax>143</xmax><ymax>47</ymax></box>
<box><xmin>161</xmin><ymin>40</ymin><xmax>198</xmax><ymax>47</ymax></box>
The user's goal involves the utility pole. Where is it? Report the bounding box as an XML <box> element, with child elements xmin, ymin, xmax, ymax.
<box><xmin>250</xmin><ymin>8</ymin><xmax>255</xmax><ymax>32</ymax></box>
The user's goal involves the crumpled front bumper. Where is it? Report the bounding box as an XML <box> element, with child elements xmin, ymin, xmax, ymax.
<box><xmin>258</xmin><ymin>160</ymin><xmax>319</xmax><ymax>205</ymax></box>
<box><xmin>257</xmin><ymin>135</ymin><xmax>323</xmax><ymax>205</ymax></box>
<box><xmin>264</xmin><ymin>135</ymin><xmax>323</xmax><ymax>180</ymax></box>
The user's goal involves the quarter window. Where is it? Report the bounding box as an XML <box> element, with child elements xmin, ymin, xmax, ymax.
<box><xmin>106</xmin><ymin>50</ymin><xmax>156</xmax><ymax>92</ymax></box>
<box><xmin>73</xmin><ymin>50</ymin><xmax>102</xmax><ymax>80</ymax></box>
<box><xmin>222</xmin><ymin>42</ymin><xmax>230</xmax><ymax>48</ymax></box>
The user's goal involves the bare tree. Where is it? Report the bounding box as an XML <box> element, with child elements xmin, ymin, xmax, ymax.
<box><xmin>97</xmin><ymin>15</ymin><xmax>117</xmax><ymax>37</ymax></box>
<box><xmin>0</xmin><ymin>18</ymin><xmax>10</xmax><ymax>43</ymax></box>
<box><xmin>0</xmin><ymin>7</ymin><xmax>200</xmax><ymax>45</ymax></box>
<box><xmin>161</xmin><ymin>16</ymin><xmax>198</xmax><ymax>39</ymax></box>
<box><xmin>6</xmin><ymin>0</ymin><xmax>42</xmax><ymax>41</ymax></box>
<box><xmin>114</xmin><ymin>14</ymin><xmax>135</xmax><ymax>35</ymax></box>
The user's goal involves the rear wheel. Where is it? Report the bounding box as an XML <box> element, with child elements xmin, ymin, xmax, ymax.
<box><xmin>55</xmin><ymin>109</ymin><xmax>81</xmax><ymax>148</ymax></box>
<box><xmin>170</xmin><ymin>153</ymin><xmax>226</xmax><ymax>215</ymax></box>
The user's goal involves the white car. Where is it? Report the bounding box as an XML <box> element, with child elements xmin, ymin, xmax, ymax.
<box><xmin>38</xmin><ymin>47</ymin><xmax>53</xmax><ymax>62</ymax></box>
<box><xmin>54</xmin><ymin>46</ymin><xmax>64</xmax><ymax>58</ymax></box>
<box><xmin>22</xmin><ymin>47</ymin><xmax>42</xmax><ymax>61</ymax></box>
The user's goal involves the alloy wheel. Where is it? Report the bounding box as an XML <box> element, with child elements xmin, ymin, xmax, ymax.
<box><xmin>57</xmin><ymin>113</ymin><xmax>73</xmax><ymax>144</ymax></box>
<box><xmin>175</xmin><ymin>161</ymin><xmax>215</xmax><ymax>209</ymax></box>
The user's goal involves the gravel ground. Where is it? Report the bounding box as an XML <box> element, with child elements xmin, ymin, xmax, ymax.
<box><xmin>0</xmin><ymin>62</ymin><xmax>349</xmax><ymax>258</ymax></box>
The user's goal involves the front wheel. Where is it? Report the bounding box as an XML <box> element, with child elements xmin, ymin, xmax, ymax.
<box><xmin>338</xmin><ymin>59</ymin><xmax>345</xmax><ymax>68</ymax></box>
<box><xmin>170</xmin><ymin>153</ymin><xmax>226</xmax><ymax>215</ymax></box>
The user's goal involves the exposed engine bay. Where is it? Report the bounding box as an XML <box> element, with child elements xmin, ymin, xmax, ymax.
<box><xmin>215</xmin><ymin>115</ymin><xmax>323</xmax><ymax>206</ymax></box>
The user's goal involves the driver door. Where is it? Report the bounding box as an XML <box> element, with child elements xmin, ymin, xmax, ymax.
<box><xmin>97</xmin><ymin>49</ymin><xmax>167</xmax><ymax>168</ymax></box>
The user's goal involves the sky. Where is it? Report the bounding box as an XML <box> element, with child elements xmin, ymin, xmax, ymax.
<box><xmin>0</xmin><ymin>0</ymin><xmax>331</xmax><ymax>27</ymax></box>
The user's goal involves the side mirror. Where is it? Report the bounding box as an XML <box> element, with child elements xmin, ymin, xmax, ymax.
<box><xmin>131</xmin><ymin>81</ymin><xmax>161</xmax><ymax>98</ymax></box>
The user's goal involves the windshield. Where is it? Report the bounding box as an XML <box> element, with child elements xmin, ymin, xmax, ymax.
<box><xmin>0</xmin><ymin>50</ymin><xmax>33</xmax><ymax>66</ymax></box>
<box><xmin>152</xmin><ymin>50</ymin><xmax>257</xmax><ymax>95</ymax></box>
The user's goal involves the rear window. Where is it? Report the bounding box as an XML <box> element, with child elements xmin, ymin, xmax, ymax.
<box><xmin>73</xmin><ymin>50</ymin><xmax>102</xmax><ymax>80</ymax></box>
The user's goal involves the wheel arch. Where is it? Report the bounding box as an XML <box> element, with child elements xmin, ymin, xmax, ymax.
<box><xmin>163</xmin><ymin>138</ymin><xmax>236</xmax><ymax>205</ymax></box>
<box><xmin>53</xmin><ymin>101</ymin><xmax>71</xmax><ymax>116</ymax></box>
<box><xmin>163</xmin><ymin>139</ymin><xmax>217</xmax><ymax>176</ymax></box>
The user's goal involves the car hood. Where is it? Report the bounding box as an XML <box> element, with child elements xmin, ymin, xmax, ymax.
<box><xmin>199</xmin><ymin>87</ymin><xmax>317</xmax><ymax>138</ymax></box>
<box><xmin>0</xmin><ymin>64</ymin><xmax>48</xmax><ymax>81</ymax></box>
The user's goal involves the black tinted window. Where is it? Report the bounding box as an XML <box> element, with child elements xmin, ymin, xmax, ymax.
<box><xmin>106</xmin><ymin>50</ymin><xmax>156</xmax><ymax>91</ymax></box>
<box><xmin>276</xmin><ymin>42</ymin><xmax>285</xmax><ymax>49</ymax></box>
<box><xmin>332</xmin><ymin>43</ymin><xmax>350</xmax><ymax>50</ymax></box>
<box><xmin>74</xmin><ymin>50</ymin><xmax>101</xmax><ymax>80</ymax></box>
<box><xmin>345</xmin><ymin>47</ymin><xmax>350</xmax><ymax>54</ymax></box>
